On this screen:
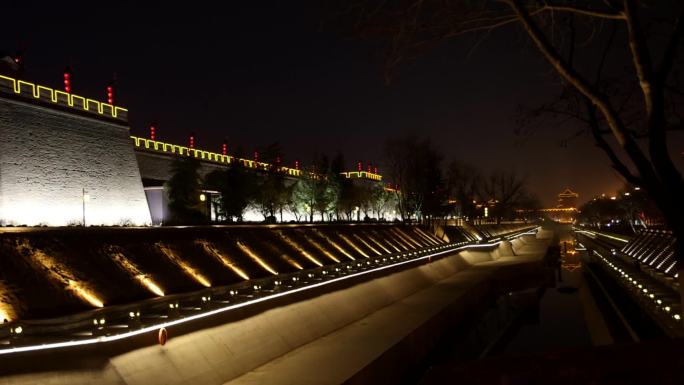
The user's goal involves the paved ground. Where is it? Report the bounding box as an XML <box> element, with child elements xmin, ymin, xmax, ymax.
<box><xmin>226</xmin><ymin>232</ymin><xmax>553</xmax><ymax>385</ymax></box>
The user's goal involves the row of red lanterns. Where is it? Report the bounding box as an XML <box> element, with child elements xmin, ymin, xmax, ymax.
<box><xmin>149</xmin><ymin>126</ymin><xmax>301</xmax><ymax>170</ymax></box>
<box><xmin>60</xmin><ymin>66</ymin><xmax>116</xmax><ymax>104</ymax></box>
<box><xmin>147</xmin><ymin>127</ymin><xmax>379</xmax><ymax>174</ymax></box>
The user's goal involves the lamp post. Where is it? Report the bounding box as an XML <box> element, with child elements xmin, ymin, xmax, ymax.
<box><xmin>82</xmin><ymin>188</ymin><xmax>90</xmax><ymax>227</ymax></box>
<box><xmin>199</xmin><ymin>193</ymin><xmax>208</xmax><ymax>221</ymax></box>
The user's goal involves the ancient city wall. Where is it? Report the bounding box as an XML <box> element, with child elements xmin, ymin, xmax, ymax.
<box><xmin>0</xmin><ymin>93</ymin><xmax>150</xmax><ymax>226</ymax></box>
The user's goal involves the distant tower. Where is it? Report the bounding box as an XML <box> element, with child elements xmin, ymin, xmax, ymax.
<box><xmin>557</xmin><ymin>188</ymin><xmax>579</xmax><ymax>208</ymax></box>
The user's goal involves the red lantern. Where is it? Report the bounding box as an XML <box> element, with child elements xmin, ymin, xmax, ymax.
<box><xmin>150</xmin><ymin>125</ymin><xmax>156</xmax><ymax>141</ymax></box>
<box><xmin>106</xmin><ymin>85</ymin><xmax>114</xmax><ymax>105</ymax></box>
<box><xmin>189</xmin><ymin>134</ymin><xmax>195</xmax><ymax>149</ymax></box>
<box><xmin>222</xmin><ymin>141</ymin><xmax>228</xmax><ymax>155</ymax></box>
<box><xmin>63</xmin><ymin>67</ymin><xmax>72</xmax><ymax>93</ymax></box>
<box><xmin>357</xmin><ymin>162</ymin><xmax>362</xmax><ymax>172</ymax></box>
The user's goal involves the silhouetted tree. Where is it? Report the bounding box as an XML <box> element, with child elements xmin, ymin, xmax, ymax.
<box><xmin>167</xmin><ymin>157</ymin><xmax>204</xmax><ymax>224</ymax></box>
<box><xmin>205</xmin><ymin>165</ymin><xmax>258</xmax><ymax>222</ymax></box>
<box><xmin>350</xmin><ymin>0</ymin><xmax>684</xmax><ymax>304</ymax></box>
<box><xmin>446</xmin><ymin>160</ymin><xmax>481</xmax><ymax>221</ymax></box>
<box><xmin>252</xmin><ymin>142</ymin><xmax>288</xmax><ymax>222</ymax></box>
<box><xmin>384</xmin><ymin>135</ymin><xmax>444</xmax><ymax>222</ymax></box>
<box><xmin>480</xmin><ymin>170</ymin><xmax>528</xmax><ymax>224</ymax></box>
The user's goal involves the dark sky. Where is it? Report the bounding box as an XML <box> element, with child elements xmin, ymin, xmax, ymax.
<box><xmin>3</xmin><ymin>2</ymin><xmax>682</xmax><ymax>207</ymax></box>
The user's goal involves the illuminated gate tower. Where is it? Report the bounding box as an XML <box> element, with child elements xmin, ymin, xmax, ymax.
<box><xmin>0</xmin><ymin>74</ymin><xmax>151</xmax><ymax>226</ymax></box>
<box><xmin>540</xmin><ymin>188</ymin><xmax>579</xmax><ymax>223</ymax></box>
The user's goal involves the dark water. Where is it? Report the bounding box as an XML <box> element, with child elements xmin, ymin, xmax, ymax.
<box><xmin>417</xmin><ymin>224</ymin><xmax>594</xmax><ymax>381</ymax></box>
<box><xmin>494</xmin><ymin>268</ymin><xmax>593</xmax><ymax>355</ymax></box>
<box><xmin>493</xmin><ymin>225</ymin><xmax>592</xmax><ymax>355</ymax></box>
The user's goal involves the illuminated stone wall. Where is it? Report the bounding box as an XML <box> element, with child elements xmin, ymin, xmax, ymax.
<box><xmin>0</xmin><ymin>97</ymin><xmax>151</xmax><ymax>226</ymax></box>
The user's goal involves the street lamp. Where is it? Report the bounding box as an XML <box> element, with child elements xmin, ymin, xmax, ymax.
<box><xmin>82</xmin><ymin>189</ymin><xmax>90</xmax><ymax>227</ymax></box>
<box><xmin>199</xmin><ymin>193</ymin><xmax>208</xmax><ymax>221</ymax></box>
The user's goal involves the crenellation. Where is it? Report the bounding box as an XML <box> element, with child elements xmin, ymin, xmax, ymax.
<box><xmin>0</xmin><ymin>75</ymin><xmax>127</xmax><ymax>121</ymax></box>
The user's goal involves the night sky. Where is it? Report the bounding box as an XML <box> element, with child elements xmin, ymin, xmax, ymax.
<box><xmin>3</xmin><ymin>2</ymin><xmax>682</xmax><ymax>207</ymax></box>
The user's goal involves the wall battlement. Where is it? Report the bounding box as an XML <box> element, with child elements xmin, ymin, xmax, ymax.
<box><xmin>0</xmin><ymin>75</ymin><xmax>127</xmax><ymax>121</ymax></box>
<box><xmin>340</xmin><ymin>171</ymin><xmax>383</xmax><ymax>181</ymax></box>
<box><xmin>131</xmin><ymin>136</ymin><xmax>383</xmax><ymax>181</ymax></box>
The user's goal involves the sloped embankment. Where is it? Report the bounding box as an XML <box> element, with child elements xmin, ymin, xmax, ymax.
<box><xmin>0</xmin><ymin>225</ymin><xmax>446</xmax><ymax>322</ymax></box>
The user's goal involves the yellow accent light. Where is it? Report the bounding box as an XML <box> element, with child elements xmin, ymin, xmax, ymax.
<box><xmin>338</xmin><ymin>233</ymin><xmax>370</xmax><ymax>258</ymax></box>
<box><xmin>198</xmin><ymin>241</ymin><xmax>250</xmax><ymax>280</ymax></box>
<box><xmin>108</xmin><ymin>246</ymin><xmax>165</xmax><ymax>296</ymax></box>
<box><xmin>314</xmin><ymin>230</ymin><xmax>355</xmax><ymax>261</ymax></box>
<box><xmin>0</xmin><ymin>75</ymin><xmax>127</xmax><ymax>120</ymax></box>
<box><xmin>394</xmin><ymin>228</ymin><xmax>424</xmax><ymax>248</ymax></box>
<box><xmin>302</xmin><ymin>234</ymin><xmax>340</xmax><ymax>263</ymax></box>
<box><xmin>414</xmin><ymin>228</ymin><xmax>441</xmax><ymax>245</ymax></box>
<box><xmin>373</xmin><ymin>231</ymin><xmax>401</xmax><ymax>252</ymax></box>
<box><xmin>236</xmin><ymin>241</ymin><xmax>278</xmax><ymax>275</ymax></box>
<box><xmin>0</xmin><ymin>279</ymin><xmax>17</xmax><ymax>322</ymax></box>
<box><xmin>365</xmin><ymin>234</ymin><xmax>392</xmax><ymax>254</ymax></box>
<box><xmin>339</xmin><ymin>171</ymin><xmax>383</xmax><ymax>181</ymax></box>
<box><xmin>386</xmin><ymin>231</ymin><xmax>411</xmax><ymax>250</ymax></box>
<box><xmin>131</xmin><ymin>136</ymin><xmax>307</xmax><ymax>177</ymax></box>
<box><xmin>20</xmin><ymin>242</ymin><xmax>104</xmax><ymax>308</ymax></box>
<box><xmin>157</xmin><ymin>243</ymin><xmax>211</xmax><ymax>287</ymax></box>
<box><xmin>278</xmin><ymin>232</ymin><xmax>324</xmax><ymax>267</ymax></box>
<box><xmin>352</xmin><ymin>234</ymin><xmax>383</xmax><ymax>256</ymax></box>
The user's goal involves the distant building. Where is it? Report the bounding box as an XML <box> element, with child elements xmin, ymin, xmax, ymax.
<box><xmin>557</xmin><ymin>188</ymin><xmax>579</xmax><ymax>208</ymax></box>
<box><xmin>537</xmin><ymin>188</ymin><xmax>579</xmax><ymax>223</ymax></box>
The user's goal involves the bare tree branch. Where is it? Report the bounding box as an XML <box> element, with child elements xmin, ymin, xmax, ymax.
<box><xmin>658</xmin><ymin>8</ymin><xmax>684</xmax><ymax>81</ymax></box>
<box><xmin>585</xmin><ymin>99</ymin><xmax>642</xmax><ymax>186</ymax></box>
<box><xmin>623</xmin><ymin>0</ymin><xmax>655</xmax><ymax>117</ymax></box>
<box><xmin>541</xmin><ymin>3</ymin><xmax>625</xmax><ymax>20</ymax></box>
<box><xmin>506</xmin><ymin>0</ymin><xmax>660</xmax><ymax>191</ymax></box>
